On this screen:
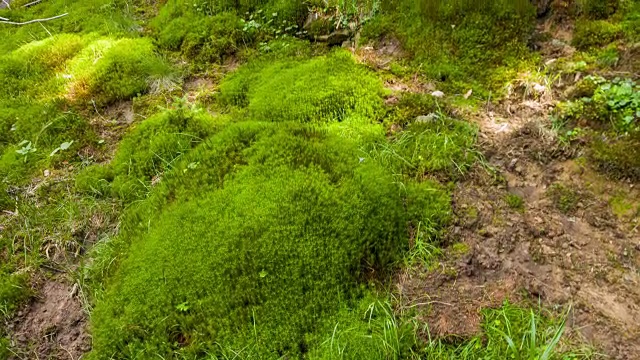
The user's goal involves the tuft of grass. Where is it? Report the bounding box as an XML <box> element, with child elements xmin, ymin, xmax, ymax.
<box><xmin>371</xmin><ymin>116</ymin><xmax>478</xmax><ymax>180</ymax></box>
<box><xmin>506</xmin><ymin>193</ymin><xmax>525</xmax><ymax>212</ymax></box>
<box><xmin>76</xmin><ymin>106</ymin><xmax>221</xmax><ymax>201</ymax></box>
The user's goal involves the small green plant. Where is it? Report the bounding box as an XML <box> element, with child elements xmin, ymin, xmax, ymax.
<box><xmin>554</xmin><ymin>76</ymin><xmax>639</xmax><ymax>133</ymax></box>
<box><xmin>15</xmin><ymin>140</ymin><xmax>37</xmax><ymax>160</ymax></box>
<box><xmin>505</xmin><ymin>193</ymin><xmax>525</xmax><ymax>212</ymax></box>
<box><xmin>49</xmin><ymin>140</ymin><xmax>74</xmax><ymax>157</ymax></box>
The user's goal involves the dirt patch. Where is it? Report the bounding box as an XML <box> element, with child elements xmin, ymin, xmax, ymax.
<box><xmin>8</xmin><ymin>280</ymin><xmax>89</xmax><ymax>359</ymax></box>
<box><xmin>397</xmin><ymin>95</ymin><xmax>640</xmax><ymax>358</ymax></box>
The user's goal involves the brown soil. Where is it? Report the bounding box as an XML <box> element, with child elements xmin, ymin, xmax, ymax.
<box><xmin>395</xmin><ymin>93</ymin><xmax>640</xmax><ymax>359</ymax></box>
<box><xmin>7</xmin><ymin>280</ymin><xmax>89</xmax><ymax>360</ymax></box>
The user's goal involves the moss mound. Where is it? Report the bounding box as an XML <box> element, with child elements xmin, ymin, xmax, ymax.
<box><xmin>65</xmin><ymin>38</ymin><xmax>171</xmax><ymax>105</ymax></box>
<box><xmin>0</xmin><ymin>0</ymin><xmax>136</xmax><ymax>55</ymax></box>
<box><xmin>88</xmin><ymin>122</ymin><xmax>449</xmax><ymax>358</ymax></box>
<box><xmin>219</xmin><ymin>50</ymin><xmax>385</xmax><ymax>123</ymax></box>
<box><xmin>0</xmin><ymin>34</ymin><xmax>88</xmax><ymax>99</ymax></box>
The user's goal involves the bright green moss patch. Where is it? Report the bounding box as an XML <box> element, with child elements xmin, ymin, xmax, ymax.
<box><xmin>153</xmin><ymin>11</ymin><xmax>244</xmax><ymax>64</ymax></box>
<box><xmin>0</xmin><ymin>34</ymin><xmax>170</xmax><ymax>106</ymax></box>
<box><xmin>88</xmin><ymin>122</ymin><xmax>449</xmax><ymax>358</ymax></box>
<box><xmin>0</xmin><ymin>0</ymin><xmax>136</xmax><ymax>55</ymax></box>
<box><xmin>0</xmin><ymin>272</ymin><xmax>30</xmax><ymax>318</ymax></box>
<box><xmin>0</xmin><ymin>34</ymin><xmax>88</xmax><ymax>100</ymax></box>
<box><xmin>65</xmin><ymin>38</ymin><xmax>172</xmax><ymax>105</ymax></box>
<box><xmin>76</xmin><ymin>107</ymin><xmax>220</xmax><ymax>201</ymax></box>
<box><xmin>219</xmin><ymin>50</ymin><xmax>385</xmax><ymax>123</ymax></box>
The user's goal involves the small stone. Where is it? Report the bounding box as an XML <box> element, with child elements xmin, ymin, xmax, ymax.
<box><xmin>431</xmin><ymin>90</ymin><xmax>445</xmax><ymax>98</ymax></box>
<box><xmin>533</xmin><ymin>83</ymin><xmax>546</xmax><ymax>94</ymax></box>
<box><xmin>415</xmin><ymin>113</ymin><xmax>439</xmax><ymax>123</ymax></box>
<box><xmin>44</xmin><ymin>169</ymin><xmax>50</xmax><ymax>177</ymax></box>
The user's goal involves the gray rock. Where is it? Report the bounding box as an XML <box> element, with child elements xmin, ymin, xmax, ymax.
<box><xmin>415</xmin><ymin>113</ymin><xmax>439</xmax><ymax>123</ymax></box>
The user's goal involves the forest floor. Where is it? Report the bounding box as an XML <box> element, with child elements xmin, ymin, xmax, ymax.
<box><xmin>386</xmin><ymin>24</ymin><xmax>640</xmax><ymax>359</ymax></box>
<box><xmin>1</xmin><ymin>2</ymin><xmax>639</xmax><ymax>360</ymax></box>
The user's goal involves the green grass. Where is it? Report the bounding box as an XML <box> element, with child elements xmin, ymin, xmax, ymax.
<box><xmin>370</xmin><ymin>116</ymin><xmax>478</xmax><ymax>180</ymax></box>
<box><xmin>76</xmin><ymin>106</ymin><xmax>221</xmax><ymax>201</ymax></box>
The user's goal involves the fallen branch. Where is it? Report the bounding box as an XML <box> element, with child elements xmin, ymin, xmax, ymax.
<box><xmin>0</xmin><ymin>12</ymin><xmax>67</xmax><ymax>25</ymax></box>
<box><xmin>23</xmin><ymin>0</ymin><xmax>43</xmax><ymax>7</ymax></box>
<box><xmin>0</xmin><ymin>16</ymin><xmax>8</xmax><ymax>21</ymax></box>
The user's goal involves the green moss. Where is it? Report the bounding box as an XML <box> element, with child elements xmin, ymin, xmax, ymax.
<box><xmin>66</xmin><ymin>38</ymin><xmax>171</xmax><ymax>106</ymax></box>
<box><xmin>76</xmin><ymin>108</ymin><xmax>220</xmax><ymax>201</ymax></box>
<box><xmin>154</xmin><ymin>12</ymin><xmax>244</xmax><ymax>64</ymax></box>
<box><xmin>385</xmin><ymin>92</ymin><xmax>442</xmax><ymax>128</ymax></box>
<box><xmin>0</xmin><ymin>271</ymin><xmax>30</xmax><ymax>319</ymax></box>
<box><xmin>582</xmin><ymin>0</ymin><xmax>620</xmax><ymax>19</ymax></box>
<box><xmin>548</xmin><ymin>183</ymin><xmax>582</xmax><ymax>214</ymax></box>
<box><xmin>0</xmin><ymin>0</ymin><xmax>136</xmax><ymax>55</ymax></box>
<box><xmin>0</xmin><ymin>34</ymin><xmax>89</xmax><ymax>100</ymax></box>
<box><xmin>366</xmin><ymin>0</ymin><xmax>536</xmax><ymax>95</ymax></box>
<box><xmin>590</xmin><ymin>132</ymin><xmax>640</xmax><ymax>181</ymax></box>
<box><xmin>219</xmin><ymin>50</ymin><xmax>385</xmax><ymax>123</ymax></box>
<box><xmin>87</xmin><ymin>122</ymin><xmax>449</xmax><ymax>358</ymax></box>
<box><xmin>573</xmin><ymin>20</ymin><xmax>622</xmax><ymax>50</ymax></box>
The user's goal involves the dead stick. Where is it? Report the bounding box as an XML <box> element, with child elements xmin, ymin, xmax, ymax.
<box><xmin>0</xmin><ymin>12</ymin><xmax>67</xmax><ymax>25</ymax></box>
<box><xmin>0</xmin><ymin>16</ymin><xmax>8</xmax><ymax>21</ymax></box>
<box><xmin>23</xmin><ymin>0</ymin><xmax>43</xmax><ymax>7</ymax></box>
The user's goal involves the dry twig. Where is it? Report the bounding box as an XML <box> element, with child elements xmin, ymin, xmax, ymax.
<box><xmin>0</xmin><ymin>12</ymin><xmax>67</xmax><ymax>25</ymax></box>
